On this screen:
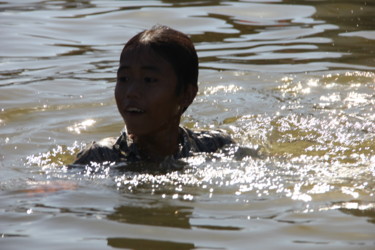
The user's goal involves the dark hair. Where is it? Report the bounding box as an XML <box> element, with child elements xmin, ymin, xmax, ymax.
<box><xmin>120</xmin><ymin>25</ymin><xmax>198</xmax><ymax>95</ymax></box>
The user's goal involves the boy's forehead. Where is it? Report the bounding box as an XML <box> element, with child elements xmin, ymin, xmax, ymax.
<box><xmin>121</xmin><ymin>45</ymin><xmax>157</xmax><ymax>57</ymax></box>
<box><xmin>120</xmin><ymin>47</ymin><xmax>169</xmax><ymax>67</ymax></box>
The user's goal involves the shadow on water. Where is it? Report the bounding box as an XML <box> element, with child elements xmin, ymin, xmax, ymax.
<box><xmin>107</xmin><ymin>204</ymin><xmax>192</xmax><ymax>228</ymax></box>
<box><xmin>337</xmin><ymin>201</ymin><xmax>375</xmax><ymax>224</ymax></box>
<box><xmin>107</xmin><ymin>238</ymin><xmax>195</xmax><ymax>250</ymax></box>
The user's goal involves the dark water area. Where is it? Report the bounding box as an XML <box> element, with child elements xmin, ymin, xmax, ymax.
<box><xmin>0</xmin><ymin>0</ymin><xmax>374</xmax><ymax>249</ymax></box>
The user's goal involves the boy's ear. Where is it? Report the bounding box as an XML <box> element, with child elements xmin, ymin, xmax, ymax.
<box><xmin>180</xmin><ymin>84</ymin><xmax>198</xmax><ymax>109</ymax></box>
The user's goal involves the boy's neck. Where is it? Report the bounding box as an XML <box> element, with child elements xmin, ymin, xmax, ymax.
<box><xmin>130</xmin><ymin>125</ymin><xmax>181</xmax><ymax>162</ymax></box>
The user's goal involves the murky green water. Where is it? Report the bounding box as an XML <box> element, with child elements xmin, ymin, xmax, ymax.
<box><xmin>1</xmin><ymin>0</ymin><xmax>374</xmax><ymax>249</ymax></box>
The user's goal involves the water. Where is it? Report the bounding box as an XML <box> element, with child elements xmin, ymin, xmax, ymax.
<box><xmin>1</xmin><ymin>0</ymin><xmax>374</xmax><ymax>249</ymax></box>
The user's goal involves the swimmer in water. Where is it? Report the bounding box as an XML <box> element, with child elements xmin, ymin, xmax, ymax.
<box><xmin>73</xmin><ymin>25</ymin><xmax>235</xmax><ymax>166</ymax></box>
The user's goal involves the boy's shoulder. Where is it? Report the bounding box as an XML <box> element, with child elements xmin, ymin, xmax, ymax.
<box><xmin>73</xmin><ymin>137</ymin><xmax>119</xmax><ymax>165</ymax></box>
<box><xmin>182</xmin><ymin>127</ymin><xmax>235</xmax><ymax>153</ymax></box>
<box><xmin>72</xmin><ymin>127</ymin><xmax>235</xmax><ymax>165</ymax></box>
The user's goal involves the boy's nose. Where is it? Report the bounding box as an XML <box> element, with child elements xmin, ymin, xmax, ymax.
<box><xmin>125</xmin><ymin>81</ymin><xmax>142</xmax><ymax>99</ymax></box>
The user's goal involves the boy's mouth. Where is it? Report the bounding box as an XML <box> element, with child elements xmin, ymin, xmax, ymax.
<box><xmin>125</xmin><ymin>107</ymin><xmax>145</xmax><ymax>114</ymax></box>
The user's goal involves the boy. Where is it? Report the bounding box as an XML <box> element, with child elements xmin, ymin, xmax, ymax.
<box><xmin>73</xmin><ymin>25</ymin><xmax>234</xmax><ymax>165</ymax></box>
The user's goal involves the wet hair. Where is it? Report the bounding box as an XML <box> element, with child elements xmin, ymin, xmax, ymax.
<box><xmin>120</xmin><ymin>25</ymin><xmax>199</xmax><ymax>95</ymax></box>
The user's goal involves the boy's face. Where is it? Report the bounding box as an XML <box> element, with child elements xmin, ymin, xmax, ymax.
<box><xmin>115</xmin><ymin>47</ymin><xmax>183</xmax><ymax>137</ymax></box>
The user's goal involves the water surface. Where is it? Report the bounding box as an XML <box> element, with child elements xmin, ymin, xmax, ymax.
<box><xmin>1</xmin><ymin>0</ymin><xmax>374</xmax><ymax>249</ymax></box>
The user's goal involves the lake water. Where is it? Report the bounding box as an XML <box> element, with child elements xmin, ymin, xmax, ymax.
<box><xmin>0</xmin><ymin>0</ymin><xmax>374</xmax><ymax>249</ymax></box>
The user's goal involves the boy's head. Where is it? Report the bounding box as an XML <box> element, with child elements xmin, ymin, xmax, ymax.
<box><xmin>116</xmin><ymin>26</ymin><xmax>199</xmax><ymax>136</ymax></box>
<box><xmin>119</xmin><ymin>25</ymin><xmax>199</xmax><ymax>96</ymax></box>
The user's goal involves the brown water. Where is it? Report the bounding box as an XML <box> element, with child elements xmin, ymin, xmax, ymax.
<box><xmin>1</xmin><ymin>0</ymin><xmax>374</xmax><ymax>249</ymax></box>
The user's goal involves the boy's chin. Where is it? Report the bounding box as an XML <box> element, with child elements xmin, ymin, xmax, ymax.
<box><xmin>125</xmin><ymin>127</ymin><xmax>147</xmax><ymax>139</ymax></box>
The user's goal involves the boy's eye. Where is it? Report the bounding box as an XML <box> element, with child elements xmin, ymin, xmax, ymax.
<box><xmin>144</xmin><ymin>77</ymin><xmax>158</xmax><ymax>83</ymax></box>
<box><xmin>118</xmin><ymin>76</ymin><xmax>128</xmax><ymax>82</ymax></box>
